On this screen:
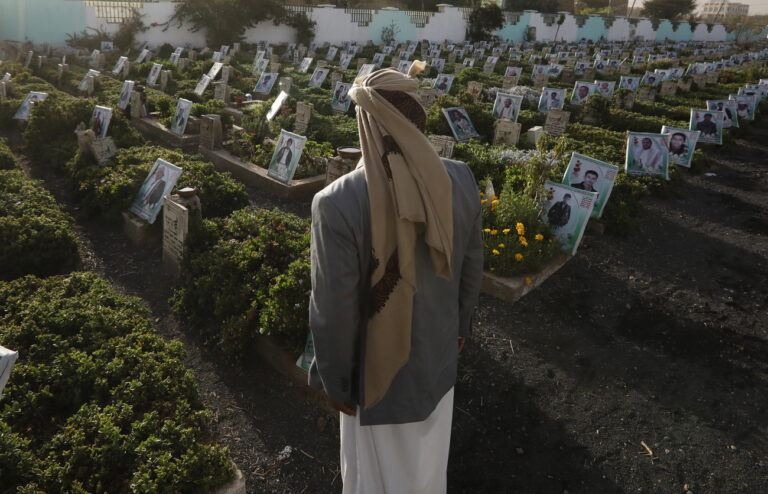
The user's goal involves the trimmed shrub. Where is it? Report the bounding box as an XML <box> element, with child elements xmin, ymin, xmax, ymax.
<box><xmin>0</xmin><ymin>170</ymin><xmax>79</xmax><ymax>279</ymax></box>
<box><xmin>0</xmin><ymin>272</ymin><xmax>234</xmax><ymax>493</ymax></box>
<box><xmin>0</xmin><ymin>138</ymin><xmax>17</xmax><ymax>170</ymax></box>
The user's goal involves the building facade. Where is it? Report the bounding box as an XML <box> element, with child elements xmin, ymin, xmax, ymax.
<box><xmin>701</xmin><ymin>1</ymin><xmax>749</xmax><ymax>21</ymax></box>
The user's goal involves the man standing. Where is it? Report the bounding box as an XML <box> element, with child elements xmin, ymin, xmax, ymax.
<box><xmin>308</xmin><ymin>64</ymin><xmax>483</xmax><ymax>494</ymax></box>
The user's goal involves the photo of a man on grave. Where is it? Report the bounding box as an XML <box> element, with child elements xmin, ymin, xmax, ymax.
<box><xmin>434</xmin><ymin>75</ymin><xmax>453</xmax><ymax>95</ymax></box>
<box><xmin>442</xmin><ymin>107</ymin><xmax>479</xmax><ymax>141</ymax></box>
<box><xmin>255</xmin><ymin>72</ymin><xmax>276</xmax><ymax>94</ymax></box>
<box><xmin>130</xmin><ymin>159</ymin><xmax>183</xmax><ymax>224</ymax></box>
<box><xmin>696</xmin><ymin>112</ymin><xmax>717</xmax><ymax>137</ymax></box>
<box><xmin>268</xmin><ymin>130</ymin><xmax>307</xmax><ymax>184</ymax></box>
<box><xmin>492</xmin><ymin>93</ymin><xmax>521</xmax><ymax>122</ymax></box>
<box><xmin>633</xmin><ymin>136</ymin><xmax>662</xmax><ymax>172</ymax></box>
<box><xmin>547</xmin><ymin>193</ymin><xmax>572</xmax><ymax>229</ymax></box>
<box><xmin>668</xmin><ymin>132</ymin><xmax>688</xmax><ymax>160</ymax></box>
<box><xmin>570</xmin><ymin>168</ymin><xmax>599</xmax><ymax>193</ymax></box>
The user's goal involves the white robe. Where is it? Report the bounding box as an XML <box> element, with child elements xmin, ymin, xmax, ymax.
<box><xmin>340</xmin><ymin>387</ymin><xmax>454</xmax><ymax>494</ymax></box>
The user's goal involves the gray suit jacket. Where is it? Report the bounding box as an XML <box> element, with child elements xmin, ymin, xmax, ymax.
<box><xmin>308</xmin><ymin>158</ymin><xmax>483</xmax><ymax>426</ymax></box>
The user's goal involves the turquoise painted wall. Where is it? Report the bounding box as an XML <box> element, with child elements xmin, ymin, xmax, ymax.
<box><xmin>654</xmin><ymin>20</ymin><xmax>674</xmax><ymax>41</ymax></box>
<box><xmin>0</xmin><ymin>0</ymin><xmax>88</xmax><ymax>45</ymax></box>
<box><xmin>368</xmin><ymin>11</ymin><xmax>416</xmax><ymax>45</ymax></box>
<box><xmin>577</xmin><ymin>16</ymin><xmax>605</xmax><ymax>42</ymax></box>
<box><xmin>495</xmin><ymin>11</ymin><xmax>531</xmax><ymax>43</ymax></box>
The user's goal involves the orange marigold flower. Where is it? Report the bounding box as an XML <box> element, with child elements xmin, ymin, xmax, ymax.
<box><xmin>535</xmin><ymin>234</ymin><xmax>544</xmax><ymax>241</ymax></box>
<box><xmin>490</xmin><ymin>229</ymin><xmax>498</xmax><ymax>235</ymax></box>
<box><xmin>514</xmin><ymin>253</ymin><xmax>524</xmax><ymax>262</ymax></box>
<box><xmin>491</xmin><ymin>199</ymin><xmax>500</xmax><ymax>206</ymax></box>
<box><xmin>483</xmin><ymin>228</ymin><xmax>491</xmax><ymax>233</ymax></box>
<box><xmin>519</xmin><ymin>236</ymin><xmax>528</xmax><ymax>247</ymax></box>
<box><xmin>515</xmin><ymin>222</ymin><xmax>525</xmax><ymax>235</ymax></box>
<box><xmin>524</xmin><ymin>277</ymin><xmax>533</xmax><ymax>286</ymax></box>
<box><xmin>502</xmin><ymin>228</ymin><xmax>511</xmax><ymax>234</ymax></box>
<box><xmin>492</xmin><ymin>249</ymin><xmax>501</xmax><ymax>255</ymax></box>
<box><xmin>498</xmin><ymin>243</ymin><xmax>505</xmax><ymax>248</ymax></box>
<box><xmin>481</xmin><ymin>199</ymin><xmax>488</xmax><ymax>204</ymax></box>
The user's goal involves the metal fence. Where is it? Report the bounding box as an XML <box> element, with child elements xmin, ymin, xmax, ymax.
<box><xmin>83</xmin><ymin>0</ymin><xmax>148</xmax><ymax>24</ymax></box>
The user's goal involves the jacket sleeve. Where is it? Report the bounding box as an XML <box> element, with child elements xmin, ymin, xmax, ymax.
<box><xmin>307</xmin><ymin>192</ymin><xmax>360</xmax><ymax>405</ymax></box>
<box><xmin>458</xmin><ymin>168</ymin><xmax>484</xmax><ymax>339</ymax></box>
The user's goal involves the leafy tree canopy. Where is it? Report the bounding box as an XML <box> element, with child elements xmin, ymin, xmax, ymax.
<box><xmin>641</xmin><ymin>0</ymin><xmax>697</xmax><ymax>21</ymax></box>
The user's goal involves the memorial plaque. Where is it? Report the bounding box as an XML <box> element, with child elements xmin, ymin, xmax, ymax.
<box><xmin>447</xmin><ymin>52</ymin><xmax>456</xmax><ymax>64</ymax></box>
<box><xmin>677</xmin><ymin>78</ymin><xmax>692</xmax><ymax>91</ymax></box>
<box><xmin>221</xmin><ymin>66</ymin><xmax>231</xmax><ymax>83</ymax></box>
<box><xmin>533</xmin><ymin>73</ymin><xmax>549</xmax><ymax>89</ymax></box>
<box><xmin>129</xmin><ymin>91</ymin><xmax>147</xmax><ymax>119</ymax></box>
<box><xmin>356</xmin><ymin>58</ymin><xmax>368</xmax><ymax>70</ymax></box>
<box><xmin>163</xmin><ymin>196</ymin><xmax>189</xmax><ymax>274</ymax></box>
<box><xmin>706</xmin><ymin>72</ymin><xmax>719</xmax><ymax>84</ymax></box>
<box><xmin>659</xmin><ymin>80</ymin><xmax>677</xmax><ymax>97</ymax></box>
<box><xmin>200</xmin><ymin>114</ymin><xmax>223</xmax><ymax>149</ymax></box>
<box><xmin>270</xmin><ymin>62</ymin><xmax>281</xmax><ymax>73</ymax></box>
<box><xmin>0</xmin><ymin>82</ymin><xmax>6</xmax><ymax>100</ymax></box>
<box><xmin>90</xmin><ymin>137</ymin><xmax>118</xmax><ymax>165</ymax></box>
<box><xmin>544</xmin><ymin>108</ymin><xmax>570</xmax><ymax>137</ymax></box>
<box><xmin>428</xmin><ymin>135</ymin><xmax>455</xmax><ymax>158</ymax></box>
<box><xmin>583</xmin><ymin>68</ymin><xmax>596</xmax><ymax>81</ymax></box>
<box><xmin>279</xmin><ymin>76</ymin><xmax>293</xmax><ymax>94</ymax></box>
<box><xmin>330</xmin><ymin>71</ymin><xmax>342</xmax><ymax>90</ymax></box>
<box><xmin>502</xmin><ymin>76</ymin><xmax>518</xmax><ymax>90</ymax></box>
<box><xmin>483</xmin><ymin>59</ymin><xmax>496</xmax><ymax>74</ymax></box>
<box><xmin>619</xmin><ymin>64</ymin><xmax>631</xmax><ymax>74</ymax></box>
<box><xmin>467</xmin><ymin>81</ymin><xmax>483</xmax><ymax>99</ymax></box>
<box><xmin>692</xmin><ymin>74</ymin><xmax>707</xmax><ymax>87</ymax></box>
<box><xmin>493</xmin><ymin>120</ymin><xmax>521</xmax><ymax>146</ymax></box>
<box><xmin>214</xmin><ymin>82</ymin><xmax>230</xmax><ymax>103</ymax></box>
<box><xmin>525</xmin><ymin>125</ymin><xmax>545</xmax><ymax>146</ymax></box>
<box><xmin>325</xmin><ymin>155</ymin><xmax>358</xmax><ymax>185</ymax></box>
<box><xmin>454</xmin><ymin>64</ymin><xmax>464</xmax><ymax>75</ymax></box>
<box><xmin>560</xmin><ymin>68</ymin><xmax>575</xmax><ymax>84</ymax></box>
<box><xmin>317</xmin><ymin>60</ymin><xmax>328</xmax><ymax>69</ymax></box>
<box><xmin>418</xmin><ymin>87</ymin><xmax>437</xmax><ymax>108</ymax></box>
<box><xmin>637</xmin><ymin>86</ymin><xmax>656</xmax><ymax>102</ymax></box>
<box><xmin>295</xmin><ymin>101</ymin><xmax>313</xmax><ymax>133</ymax></box>
<box><xmin>160</xmin><ymin>70</ymin><xmax>172</xmax><ymax>92</ymax></box>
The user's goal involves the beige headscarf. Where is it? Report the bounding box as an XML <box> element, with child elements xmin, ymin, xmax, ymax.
<box><xmin>349</xmin><ymin>64</ymin><xmax>454</xmax><ymax>409</ymax></box>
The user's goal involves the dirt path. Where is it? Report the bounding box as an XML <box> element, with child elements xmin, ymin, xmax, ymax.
<box><xmin>7</xmin><ymin>116</ymin><xmax>768</xmax><ymax>493</ymax></box>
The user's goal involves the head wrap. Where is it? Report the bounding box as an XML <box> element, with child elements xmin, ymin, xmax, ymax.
<box><xmin>349</xmin><ymin>63</ymin><xmax>454</xmax><ymax>409</ymax></box>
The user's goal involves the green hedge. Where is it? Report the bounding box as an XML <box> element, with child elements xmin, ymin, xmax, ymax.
<box><xmin>0</xmin><ymin>170</ymin><xmax>79</xmax><ymax>280</ymax></box>
<box><xmin>0</xmin><ymin>138</ymin><xmax>16</xmax><ymax>170</ymax></box>
<box><xmin>0</xmin><ymin>272</ymin><xmax>234</xmax><ymax>492</ymax></box>
<box><xmin>65</xmin><ymin>145</ymin><xmax>249</xmax><ymax>220</ymax></box>
<box><xmin>172</xmin><ymin>208</ymin><xmax>311</xmax><ymax>355</ymax></box>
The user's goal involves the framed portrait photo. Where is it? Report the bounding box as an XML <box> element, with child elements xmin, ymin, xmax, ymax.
<box><xmin>254</xmin><ymin>72</ymin><xmax>278</xmax><ymax>94</ymax></box>
<box><xmin>432</xmin><ymin>74</ymin><xmax>454</xmax><ymax>95</ymax></box>
<box><xmin>194</xmin><ymin>74</ymin><xmax>212</xmax><ymax>96</ymax></box>
<box><xmin>13</xmin><ymin>91</ymin><xmax>48</xmax><ymax>121</ymax></box>
<box><xmin>562</xmin><ymin>152</ymin><xmax>619</xmax><ymax>219</ymax></box>
<box><xmin>442</xmin><ymin>107</ymin><xmax>480</xmax><ymax>142</ymax></box>
<box><xmin>541</xmin><ymin>180</ymin><xmax>596</xmax><ymax>255</ymax></box>
<box><xmin>538</xmin><ymin>87</ymin><xmax>565</xmax><ymax>114</ymax></box>
<box><xmin>625</xmin><ymin>132</ymin><xmax>670</xmax><ymax>179</ymax></box>
<box><xmin>90</xmin><ymin>105</ymin><xmax>113</xmax><ymax>140</ymax></box>
<box><xmin>689</xmin><ymin>109</ymin><xmax>724</xmax><ymax>145</ymax></box>
<box><xmin>661</xmin><ymin>126</ymin><xmax>700</xmax><ymax>169</ymax></box>
<box><xmin>331</xmin><ymin>82</ymin><xmax>353</xmax><ymax>113</ymax></box>
<box><xmin>170</xmin><ymin>98</ymin><xmax>193</xmax><ymax>136</ymax></box>
<box><xmin>570</xmin><ymin>81</ymin><xmax>596</xmax><ymax>105</ymax></box>
<box><xmin>308</xmin><ymin>67</ymin><xmax>330</xmax><ymax>88</ymax></box>
<box><xmin>268</xmin><ymin>130</ymin><xmax>307</xmax><ymax>184</ymax></box>
<box><xmin>706</xmin><ymin>99</ymin><xmax>738</xmax><ymax>128</ymax></box>
<box><xmin>118</xmin><ymin>80</ymin><xmax>134</xmax><ymax>110</ymax></box>
<box><xmin>130</xmin><ymin>159</ymin><xmax>183</xmax><ymax>224</ymax></box>
<box><xmin>492</xmin><ymin>92</ymin><xmax>523</xmax><ymax>122</ymax></box>
<box><xmin>147</xmin><ymin>63</ymin><xmax>162</xmax><ymax>85</ymax></box>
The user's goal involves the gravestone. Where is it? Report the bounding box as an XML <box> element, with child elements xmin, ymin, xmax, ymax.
<box><xmin>214</xmin><ymin>82</ymin><xmax>230</xmax><ymax>103</ymax></box>
<box><xmin>560</xmin><ymin>68</ymin><xmax>575</xmax><ymax>84</ymax></box>
<box><xmin>692</xmin><ymin>73</ymin><xmax>707</xmax><ymax>88</ymax></box>
<box><xmin>706</xmin><ymin>72</ymin><xmax>719</xmax><ymax>84</ymax></box>
<box><xmin>0</xmin><ymin>82</ymin><xmax>6</xmax><ymax>100</ymax></box>
<box><xmin>637</xmin><ymin>86</ymin><xmax>656</xmax><ymax>102</ymax></box>
<box><xmin>37</xmin><ymin>55</ymin><xmax>47</xmax><ymax>69</ymax></box>
<box><xmin>356</xmin><ymin>58</ymin><xmax>368</xmax><ymax>70</ymax></box>
<box><xmin>467</xmin><ymin>81</ymin><xmax>483</xmax><ymax>99</ymax></box>
<box><xmin>525</xmin><ymin>125</ymin><xmax>545</xmax><ymax>146</ymax></box>
<box><xmin>583</xmin><ymin>68</ymin><xmax>596</xmax><ymax>81</ymax></box>
<box><xmin>483</xmin><ymin>59</ymin><xmax>496</xmax><ymax>74</ymax></box>
<box><xmin>221</xmin><ymin>66</ymin><xmax>231</xmax><ymax>83</ymax></box>
<box><xmin>677</xmin><ymin>78</ymin><xmax>692</xmax><ymax>91</ymax></box>
<box><xmin>316</xmin><ymin>60</ymin><xmax>328</xmax><ymax>69</ymax></box>
<box><xmin>295</xmin><ymin>101</ymin><xmax>313</xmax><ymax>133</ymax></box>
<box><xmin>129</xmin><ymin>91</ymin><xmax>147</xmax><ymax>119</ymax></box>
<box><xmin>544</xmin><ymin>109</ymin><xmax>570</xmax><ymax>137</ymax></box>
<box><xmin>659</xmin><ymin>80</ymin><xmax>677</xmax><ymax>97</ymax></box>
<box><xmin>533</xmin><ymin>73</ymin><xmax>549</xmax><ymax>89</ymax></box>
<box><xmin>177</xmin><ymin>58</ymin><xmax>189</xmax><ymax>72</ymax></box>
<box><xmin>326</xmin><ymin>148</ymin><xmax>362</xmax><ymax>185</ymax></box>
<box><xmin>76</xmin><ymin>128</ymin><xmax>97</xmax><ymax>152</ymax></box>
<box><xmin>200</xmin><ymin>114</ymin><xmax>223</xmax><ymax>149</ymax></box>
<box><xmin>122</xmin><ymin>61</ymin><xmax>132</xmax><ymax>78</ymax></box>
<box><xmin>390</xmin><ymin>56</ymin><xmax>401</xmax><ymax>68</ymax></box>
<box><xmin>330</xmin><ymin>71</ymin><xmax>342</xmax><ymax>90</ymax></box>
<box><xmin>619</xmin><ymin>64</ymin><xmax>631</xmax><ymax>74</ymax></box>
<box><xmin>493</xmin><ymin>120</ymin><xmax>521</xmax><ymax>146</ymax></box>
<box><xmin>279</xmin><ymin>76</ymin><xmax>293</xmax><ymax>95</ymax></box>
<box><xmin>615</xmin><ymin>90</ymin><xmax>635</xmax><ymax>110</ymax></box>
<box><xmin>90</xmin><ymin>137</ymin><xmax>118</xmax><ymax>165</ymax></box>
<box><xmin>427</xmin><ymin>135</ymin><xmax>455</xmax><ymax>158</ymax></box>
<box><xmin>160</xmin><ymin>70</ymin><xmax>172</xmax><ymax>92</ymax></box>
<box><xmin>417</xmin><ymin>87</ymin><xmax>437</xmax><ymax>108</ymax></box>
<box><xmin>447</xmin><ymin>52</ymin><xmax>456</xmax><ymax>64</ymax></box>
<box><xmin>454</xmin><ymin>64</ymin><xmax>464</xmax><ymax>75</ymax></box>
<box><xmin>502</xmin><ymin>76</ymin><xmax>518</xmax><ymax>90</ymax></box>
<box><xmin>270</xmin><ymin>62</ymin><xmax>281</xmax><ymax>73</ymax></box>
<box><xmin>189</xmin><ymin>49</ymin><xmax>198</xmax><ymax>61</ymax></box>
<box><xmin>84</xmin><ymin>75</ymin><xmax>95</xmax><ymax>96</ymax></box>
<box><xmin>162</xmin><ymin>192</ymin><xmax>201</xmax><ymax>275</ymax></box>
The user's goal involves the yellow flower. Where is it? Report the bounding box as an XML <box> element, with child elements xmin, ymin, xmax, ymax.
<box><xmin>515</xmin><ymin>222</ymin><xmax>525</xmax><ymax>236</ymax></box>
<box><xmin>535</xmin><ymin>234</ymin><xmax>544</xmax><ymax>241</ymax></box>
<box><xmin>502</xmin><ymin>228</ymin><xmax>511</xmax><ymax>234</ymax></box>
<box><xmin>498</xmin><ymin>243</ymin><xmax>505</xmax><ymax>248</ymax></box>
<box><xmin>481</xmin><ymin>199</ymin><xmax>488</xmax><ymax>204</ymax></box>
<box><xmin>483</xmin><ymin>228</ymin><xmax>491</xmax><ymax>233</ymax></box>
<box><xmin>492</xmin><ymin>249</ymin><xmax>500</xmax><ymax>255</ymax></box>
<box><xmin>514</xmin><ymin>253</ymin><xmax>524</xmax><ymax>262</ymax></box>
<box><xmin>524</xmin><ymin>277</ymin><xmax>533</xmax><ymax>286</ymax></box>
<box><xmin>491</xmin><ymin>199</ymin><xmax>500</xmax><ymax>206</ymax></box>
<box><xmin>490</xmin><ymin>267</ymin><xmax>495</xmax><ymax>271</ymax></box>
<box><xmin>519</xmin><ymin>236</ymin><xmax>528</xmax><ymax>247</ymax></box>
<box><xmin>490</xmin><ymin>229</ymin><xmax>498</xmax><ymax>235</ymax></box>
<box><xmin>479</xmin><ymin>192</ymin><xmax>485</xmax><ymax>196</ymax></box>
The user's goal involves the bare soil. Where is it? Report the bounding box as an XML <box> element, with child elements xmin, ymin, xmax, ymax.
<box><xmin>7</xmin><ymin>116</ymin><xmax>768</xmax><ymax>493</ymax></box>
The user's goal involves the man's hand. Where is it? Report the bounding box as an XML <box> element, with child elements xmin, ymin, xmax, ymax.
<box><xmin>330</xmin><ymin>398</ymin><xmax>357</xmax><ymax>416</ymax></box>
<box><xmin>458</xmin><ymin>337</ymin><xmax>466</xmax><ymax>353</ymax></box>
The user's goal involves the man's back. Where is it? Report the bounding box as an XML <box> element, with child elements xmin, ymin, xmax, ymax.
<box><xmin>308</xmin><ymin>158</ymin><xmax>483</xmax><ymax>426</ymax></box>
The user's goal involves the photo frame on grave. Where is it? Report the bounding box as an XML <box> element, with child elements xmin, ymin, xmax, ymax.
<box><xmin>90</xmin><ymin>105</ymin><xmax>113</xmax><ymax>139</ymax></box>
<box><xmin>625</xmin><ymin>132</ymin><xmax>671</xmax><ymax>179</ymax></box>
<box><xmin>331</xmin><ymin>82</ymin><xmax>353</xmax><ymax>113</ymax></box>
<box><xmin>689</xmin><ymin>109</ymin><xmax>724</xmax><ymax>145</ymax></box>
<box><xmin>706</xmin><ymin>100</ymin><xmax>738</xmax><ymax>129</ymax></box>
<box><xmin>254</xmin><ymin>72</ymin><xmax>278</xmax><ymax>94</ymax></box>
<box><xmin>541</xmin><ymin>180</ymin><xmax>596</xmax><ymax>255</ymax></box>
<box><xmin>147</xmin><ymin>63</ymin><xmax>162</xmax><ymax>85</ymax></box>
<box><xmin>561</xmin><ymin>152</ymin><xmax>619</xmax><ymax>218</ymax></box>
<box><xmin>113</xmin><ymin>56</ymin><xmax>128</xmax><ymax>75</ymax></box>
<box><xmin>170</xmin><ymin>98</ymin><xmax>193</xmax><ymax>137</ymax></box>
<box><xmin>538</xmin><ymin>88</ymin><xmax>566</xmax><ymax>114</ymax></box>
<box><xmin>492</xmin><ymin>92</ymin><xmax>523</xmax><ymax>122</ymax></box>
<box><xmin>268</xmin><ymin>130</ymin><xmax>307</xmax><ymax>184</ymax></box>
<box><xmin>78</xmin><ymin>69</ymin><xmax>100</xmax><ymax>92</ymax></box>
<box><xmin>442</xmin><ymin>107</ymin><xmax>479</xmax><ymax>142</ymax></box>
<box><xmin>194</xmin><ymin>75</ymin><xmax>212</xmax><ymax>96</ymax></box>
<box><xmin>13</xmin><ymin>91</ymin><xmax>48</xmax><ymax>120</ymax></box>
<box><xmin>130</xmin><ymin>159</ymin><xmax>183</xmax><ymax>224</ymax></box>
<box><xmin>433</xmin><ymin>74</ymin><xmax>454</xmax><ymax>95</ymax></box>
<box><xmin>308</xmin><ymin>67</ymin><xmax>330</xmax><ymax>88</ymax></box>
<box><xmin>661</xmin><ymin>126</ymin><xmax>700</xmax><ymax>169</ymax></box>
<box><xmin>428</xmin><ymin>135</ymin><xmax>455</xmax><ymax>158</ymax></box>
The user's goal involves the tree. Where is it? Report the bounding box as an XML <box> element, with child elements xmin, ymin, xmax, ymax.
<box><xmin>723</xmin><ymin>15</ymin><xmax>768</xmax><ymax>42</ymax></box>
<box><xmin>467</xmin><ymin>4</ymin><xmax>504</xmax><ymax>42</ymax></box>
<box><xmin>641</xmin><ymin>0</ymin><xmax>696</xmax><ymax>20</ymax></box>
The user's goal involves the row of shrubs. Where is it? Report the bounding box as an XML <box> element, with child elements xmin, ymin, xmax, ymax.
<box><xmin>0</xmin><ymin>272</ymin><xmax>235</xmax><ymax>492</ymax></box>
